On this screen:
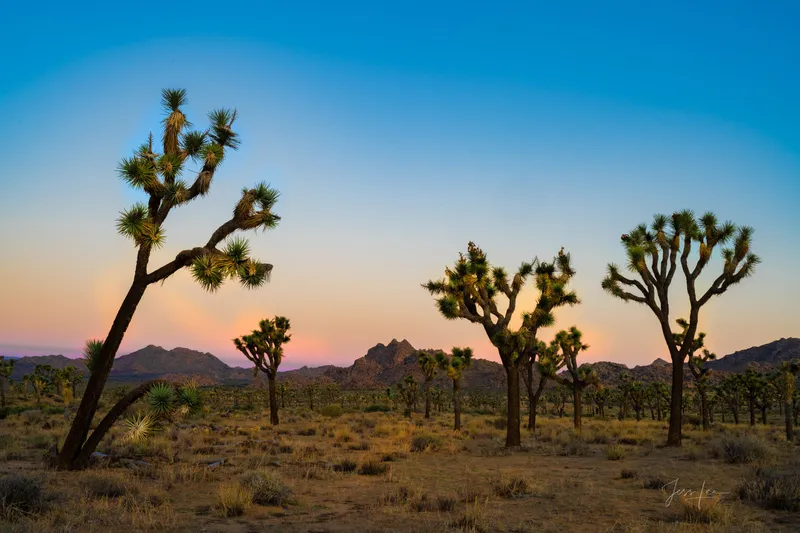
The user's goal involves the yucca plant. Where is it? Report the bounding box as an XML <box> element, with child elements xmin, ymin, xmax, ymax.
<box><xmin>602</xmin><ymin>211</ymin><xmax>759</xmax><ymax>446</ymax></box>
<box><xmin>57</xmin><ymin>89</ymin><xmax>281</xmax><ymax>470</ymax></box>
<box><xmin>123</xmin><ymin>411</ymin><xmax>159</xmax><ymax>444</ymax></box>
<box><xmin>435</xmin><ymin>347</ymin><xmax>473</xmax><ymax>430</ymax></box>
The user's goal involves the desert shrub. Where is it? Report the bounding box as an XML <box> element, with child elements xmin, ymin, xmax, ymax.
<box><xmin>321</xmin><ymin>404</ymin><xmax>342</xmax><ymax>418</ymax></box>
<box><xmin>710</xmin><ymin>435</ymin><xmax>769</xmax><ymax>464</ymax></box>
<box><xmin>556</xmin><ymin>436</ymin><xmax>590</xmax><ymax>456</ymax></box>
<box><xmin>278</xmin><ymin>444</ymin><xmax>294</xmax><ymax>454</ymax></box>
<box><xmin>333</xmin><ymin>459</ymin><xmax>358</xmax><ymax>473</ymax></box>
<box><xmin>488</xmin><ymin>417</ymin><xmax>507</xmax><ymax>430</ymax></box>
<box><xmin>682</xmin><ymin>494</ymin><xmax>725</xmax><ymax>523</ymax></box>
<box><xmin>410</xmin><ymin>432</ymin><xmax>443</xmax><ymax>453</ymax></box>
<box><xmin>381</xmin><ymin>486</ymin><xmax>410</xmax><ymax>506</ymax></box>
<box><xmin>0</xmin><ymin>474</ymin><xmax>45</xmax><ymax>519</ymax></box>
<box><xmin>347</xmin><ymin>440</ymin><xmax>371</xmax><ymax>451</ymax></box>
<box><xmin>737</xmin><ymin>468</ymin><xmax>800</xmax><ymax>512</ymax></box>
<box><xmin>80</xmin><ymin>473</ymin><xmax>130</xmax><ymax>499</ymax></box>
<box><xmin>358</xmin><ymin>460</ymin><xmax>388</xmax><ymax>476</ymax></box>
<box><xmin>20</xmin><ymin>410</ymin><xmax>44</xmax><ymax>426</ymax></box>
<box><xmin>297</xmin><ymin>427</ymin><xmax>316</xmax><ymax>436</ymax></box>
<box><xmin>620</xmin><ymin>469</ymin><xmax>638</xmax><ymax>479</ymax></box>
<box><xmin>365</xmin><ymin>404</ymin><xmax>390</xmax><ymax>413</ymax></box>
<box><xmin>606</xmin><ymin>444</ymin><xmax>626</xmax><ymax>461</ymax></box>
<box><xmin>642</xmin><ymin>472</ymin><xmax>672</xmax><ymax>490</ymax></box>
<box><xmin>239</xmin><ymin>471</ymin><xmax>292</xmax><ymax>507</ymax></box>
<box><xmin>216</xmin><ymin>482</ymin><xmax>252</xmax><ymax>517</ymax></box>
<box><xmin>494</xmin><ymin>477</ymin><xmax>532</xmax><ymax>499</ymax></box>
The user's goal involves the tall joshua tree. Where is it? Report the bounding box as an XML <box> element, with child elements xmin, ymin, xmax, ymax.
<box><xmin>424</xmin><ymin>242</ymin><xmax>578</xmax><ymax>447</ymax></box>
<box><xmin>545</xmin><ymin>327</ymin><xmax>597</xmax><ymax>430</ymax></box>
<box><xmin>57</xmin><ymin>89</ymin><xmax>280</xmax><ymax>470</ymax></box>
<box><xmin>233</xmin><ymin>316</ymin><xmax>291</xmax><ymax>425</ymax></box>
<box><xmin>602</xmin><ymin>211</ymin><xmax>759</xmax><ymax>446</ymax></box>
<box><xmin>416</xmin><ymin>350</ymin><xmax>439</xmax><ymax>419</ymax></box>
<box><xmin>435</xmin><ymin>347</ymin><xmax>473</xmax><ymax>430</ymax></box>
<box><xmin>672</xmin><ymin>317</ymin><xmax>715</xmax><ymax>431</ymax></box>
<box><xmin>0</xmin><ymin>357</ymin><xmax>14</xmax><ymax>409</ymax></box>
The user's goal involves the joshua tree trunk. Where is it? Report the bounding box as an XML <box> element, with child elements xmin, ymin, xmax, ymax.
<box><xmin>699</xmin><ymin>389</ymin><xmax>709</xmax><ymax>431</ymax></box>
<box><xmin>760</xmin><ymin>407</ymin><xmax>767</xmax><ymax>425</ymax></box>
<box><xmin>786</xmin><ymin>400</ymin><xmax>793</xmax><ymax>441</ymax></box>
<box><xmin>424</xmin><ymin>383</ymin><xmax>432</xmax><ymax>419</ymax></box>
<box><xmin>0</xmin><ymin>381</ymin><xmax>5</xmax><ymax>409</ymax></box>
<box><xmin>748</xmin><ymin>397</ymin><xmax>755</xmax><ymax>426</ymax></box>
<box><xmin>453</xmin><ymin>380</ymin><xmax>462</xmax><ymax>431</ymax></box>
<box><xmin>505</xmin><ymin>368</ymin><xmax>521</xmax><ymax>446</ymax></box>
<box><xmin>267</xmin><ymin>375</ymin><xmax>279</xmax><ymax>425</ymax></box>
<box><xmin>58</xmin><ymin>281</ymin><xmax>148</xmax><ymax>470</ymax></box>
<box><xmin>528</xmin><ymin>373</ymin><xmax>547</xmax><ymax>431</ymax></box>
<box><xmin>573</xmin><ymin>388</ymin><xmax>582</xmax><ymax>430</ymax></box>
<box><xmin>666</xmin><ymin>356</ymin><xmax>683</xmax><ymax>446</ymax></box>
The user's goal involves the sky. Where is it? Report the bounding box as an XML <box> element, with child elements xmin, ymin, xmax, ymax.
<box><xmin>0</xmin><ymin>2</ymin><xmax>798</xmax><ymax>370</ymax></box>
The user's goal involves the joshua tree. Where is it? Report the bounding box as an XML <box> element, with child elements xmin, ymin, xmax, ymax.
<box><xmin>233</xmin><ymin>316</ymin><xmax>291</xmax><ymax>425</ymax></box>
<box><xmin>602</xmin><ymin>211</ymin><xmax>759</xmax><ymax>446</ymax></box>
<box><xmin>520</xmin><ymin>340</ymin><xmax>561</xmax><ymax>430</ymax></box>
<box><xmin>58</xmin><ymin>366</ymin><xmax>85</xmax><ymax>403</ymax></box>
<box><xmin>424</xmin><ymin>242</ymin><xmax>578</xmax><ymax>446</ymax></box>
<box><xmin>276</xmin><ymin>382</ymin><xmax>290</xmax><ymax>409</ymax></box>
<box><xmin>435</xmin><ymin>347</ymin><xmax>473</xmax><ymax>430</ymax></box>
<box><xmin>672</xmin><ymin>317</ymin><xmax>716</xmax><ymax>430</ymax></box>
<box><xmin>777</xmin><ymin>360</ymin><xmax>800</xmax><ymax>441</ymax></box>
<box><xmin>593</xmin><ymin>385</ymin><xmax>611</xmax><ymax>419</ymax></box>
<box><xmin>716</xmin><ymin>374</ymin><xmax>742</xmax><ymax>424</ymax></box>
<box><xmin>416</xmin><ymin>350</ymin><xmax>440</xmax><ymax>419</ymax></box>
<box><xmin>303</xmin><ymin>382</ymin><xmax>320</xmax><ymax>411</ymax></box>
<box><xmin>58</xmin><ymin>89</ymin><xmax>281</xmax><ymax>470</ymax></box>
<box><xmin>545</xmin><ymin>328</ymin><xmax>596</xmax><ymax>430</ymax></box>
<box><xmin>739</xmin><ymin>366</ymin><xmax>766</xmax><ymax>427</ymax></box>
<box><xmin>396</xmin><ymin>375</ymin><xmax>419</xmax><ymax>418</ymax></box>
<box><xmin>0</xmin><ymin>357</ymin><xmax>14</xmax><ymax>409</ymax></box>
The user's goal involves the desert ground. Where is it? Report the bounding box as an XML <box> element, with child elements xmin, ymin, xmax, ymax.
<box><xmin>1</xmin><ymin>394</ymin><xmax>798</xmax><ymax>533</ymax></box>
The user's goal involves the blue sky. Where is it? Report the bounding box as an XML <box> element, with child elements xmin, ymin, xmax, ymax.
<box><xmin>1</xmin><ymin>2</ymin><xmax>798</xmax><ymax>368</ymax></box>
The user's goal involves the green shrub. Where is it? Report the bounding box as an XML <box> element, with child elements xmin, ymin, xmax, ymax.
<box><xmin>710</xmin><ymin>435</ymin><xmax>769</xmax><ymax>464</ymax></box>
<box><xmin>410</xmin><ymin>432</ymin><xmax>443</xmax><ymax>453</ymax></box>
<box><xmin>0</xmin><ymin>474</ymin><xmax>45</xmax><ymax>519</ymax></box>
<box><xmin>606</xmin><ymin>444</ymin><xmax>626</xmax><ymax>461</ymax></box>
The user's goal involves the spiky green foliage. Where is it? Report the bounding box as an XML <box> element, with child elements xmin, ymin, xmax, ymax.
<box><xmin>146</xmin><ymin>382</ymin><xmax>176</xmax><ymax>416</ymax></box>
<box><xmin>396</xmin><ymin>374</ymin><xmax>419</xmax><ymax>418</ymax></box>
<box><xmin>233</xmin><ymin>317</ymin><xmax>292</xmax><ymax>380</ymax></box>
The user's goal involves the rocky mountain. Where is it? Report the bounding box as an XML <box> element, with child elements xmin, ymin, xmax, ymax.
<box><xmin>4</xmin><ymin>337</ymin><xmax>797</xmax><ymax>390</ymax></box>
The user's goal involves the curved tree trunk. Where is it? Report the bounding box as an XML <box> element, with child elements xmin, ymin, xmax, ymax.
<box><xmin>505</xmin><ymin>368</ymin><xmax>521</xmax><ymax>447</ymax></box>
<box><xmin>67</xmin><ymin>379</ymin><xmax>162</xmax><ymax>470</ymax></box>
<box><xmin>267</xmin><ymin>375</ymin><xmax>279</xmax><ymax>425</ymax></box>
<box><xmin>666</xmin><ymin>356</ymin><xmax>684</xmax><ymax>446</ymax></box>
<box><xmin>58</xmin><ymin>281</ymin><xmax>148</xmax><ymax>470</ymax></box>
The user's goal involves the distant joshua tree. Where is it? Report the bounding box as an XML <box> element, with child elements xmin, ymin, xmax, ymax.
<box><xmin>396</xmin><ymin>375</ymin><xmax>419</xmax><ymax>418</ymax></box>
<box><xmin>424</xmin><ymin>242</ymin><xmax>578</xmax><ymax>447</ymax></box>
<box><xmin>0</xmin><ymin>357</ymin><xmax>14</xmax><ymax>409</ymax></box>
<box><xmin>603</xmin><ymin>211</ymin><xmax>759</xmax><ymax>446</ymax></box>
<box><xmin>416</xmin><ymin>350</ymin><xmax>439</xmax><ymax>419</ymax></box>
<box><xmin>777</xmin><ymin>360</ymin><xmax>800</xmax><ymax>441</ymax></box>
<box><xmin>672</xmin><ymin>317</ymin><xmax>715</xmax><ymax>431</ymax></box>
<box><xmin>435</xmin><ymin>347</ymin><xmax>473</xmax><ymax>430</ymax></box>
<box><xmin>58</xmin><ymin>89</ymin><xmax>281</xmax><ymax>470</ymax></box>
<box><xmin>233</xmin><ymin>316</ymin><xmax>292</xmax><ymax>425</ymax></box>
<box><xmin>545</xmin><ymin>328</ymin><xmax>597</xmax><ymax>430</ymax></box>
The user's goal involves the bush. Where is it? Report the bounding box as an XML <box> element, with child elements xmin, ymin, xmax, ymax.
<box><xmin>358</xmin><ymin>460</ymin><xmax>388</xmax><ymax>476</ymax></box>
<box><xmin>333</xmin><ymin>459</ymin><xmax>358</xmax><ymax>473</ymax></box>
<box><xmin>216</xmin><ymin>482</ymin><xmax>252</xmax><ymax>517</ymax></box>
<box><xmin>80</xmin><ymin>473</ymin><xmax>130</xmax><ymax>499</ymax></box>
<box><xmin>606</xmin><ymin>444</ymin><xmax>626</xmax><ymax>461</ymax></box>
<box><xmin>239</xmin><ymin>471</ymin><xmax>292</xmax><ymax>507</ymax></box>
<box><xmin>710</xmin><ymin>435</ymin><xmax>769</xmax><ymax>464</ymax></box>
<box><xmin>320</xmin><ymin>404</ymin><xmax>343</xmax><ymax>418</ymax></box>
<box><xmin>410</xmin><ymin>432</ymin><xmax>443</xmax><ymax>453</ymax></box>
<box><xmin>494</xmin><ymin>477</ymin><xmax>533</xmax><ymax>499</ymax></box>
<box><xmin>620</xmin><ymin>469</ymin><xmax>638</xmax><ymax>479</ymax></box>
<box><xmin>737</xmin><ymin>468</ymin><xmax>800</xmax><ymax>512</ymax></box>
<box><xmin>297</xmin><ymin>427</ymin><xmax>316</xmax><ymax>436</ymax></box>
<box><xmin>0</xmin><ymin>474</ymin><xmax>45</xmax><ymax>519</ymax></box>
<box><xmin>365</xmin><ymin>404</ymin><xmax>390</xmax><ymax>413</ymax></box>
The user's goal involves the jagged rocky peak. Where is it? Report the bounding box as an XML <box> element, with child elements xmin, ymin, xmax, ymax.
<box><xmin>651</xmin><ymin>358</ymin><xmax>670</xmax><ymax>367</ymax></box>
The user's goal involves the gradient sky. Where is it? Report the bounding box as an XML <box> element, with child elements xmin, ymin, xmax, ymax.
<box><xmin>1</xmin><ymin>2</ymin><xmax>798</xmax><ymax>370</ymax></box>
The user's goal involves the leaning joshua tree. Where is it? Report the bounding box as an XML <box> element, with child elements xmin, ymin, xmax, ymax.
<box><xmin>672</xmin><ymin>317</ymin><xmax>715</xmax><ymax>431</ymax></box>
<box><xmin>233</xmin><ymin>316</ymin><xmax>291</xmax><ymax>425</ymax></box>
<box><xmin>416</xmin><ymin>350</ymin><xmax>440</xmax><ymax>419</ymax></box>
<box><xmin>435</xmin><ymin>347</ymin><xmax>473</xmax><ymax>430</ymax></box>
<box><xmin>545</xmin><ymin>327</ymin><xmax>597</xmax><ymax>431</ymax></box>
<box><xmin>424</xmin><ymin>242</ymin><xmax>578</xmax><ymax>446</ymax></box>
<box><xmin>57</xmin><ymin>89</ymin><xmax>280</xmax><ymax>470</ymax></box>
<box><xmin>602</xmin><ymin>211</ymin><xmax>759</xmax><ymax>446</ymax></box>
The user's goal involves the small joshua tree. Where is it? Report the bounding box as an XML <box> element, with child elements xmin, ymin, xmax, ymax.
<box><xmin>602</xmin><ymin>211</ymin><xmax>759</xmax><ymax>446</ymax></box>
<box><xmin>58</xmin><ymin>90</ymin><xmax>280</xmax><ymax>470</ymax></box>
<box><xmin>233</xmin><ymin>317</ymin><xmax>291</xmax><ymax>425</ymax></box>
<box><xmin>545</xmin><ymin>327</ymin><xmax>597</xmax><ymax>430</ymax></box>
<box><xmin>416</xmin><ymin>350</ymin><xmax>439</xmax><ymax>419</ymax></box>
<box><xmin>57</xmin><ymin>366</ymin><xmax>85</xmax><ymax>404</ymax></box>
<box><xmin>520</xmin><ymin>340</ymin><xmax>561</xmax><ymax>431</ymax></box>
<box><xmin>777</xmin><ymin>360</ymin><xmax>800</xmax><ymax>441</ymax></box>
<box><xmin>739</xmin><ymin>366</ymin><xmax>767</xmax><ymax>427</ymax></box>
<box><xmin>424</xmin><ymin>243</ymin><xmax>578</xmax><ymax>447</ymax></box>
<box><xmin>435</xmin><ymin>347</ymin><xmax>473</xmax><ymax>430</ymax></box>
<box><xmin>0</xmin><ymin>357</ymin><xmax>14</xmax><ymax>409</ymax></box>
<box><xmin>396</xmin><ymin>375</ymin><xmax>419</xmax><ymax>418</ymax></box>
<box><xmin>672</xmin><ymin>317</ymin><xmax>715</xmax><ymax>430</ymax></box>
<box><xmin>715</xmin><ymin>374</ymin><xmax>742</xmax><ymax>424</ymax></box>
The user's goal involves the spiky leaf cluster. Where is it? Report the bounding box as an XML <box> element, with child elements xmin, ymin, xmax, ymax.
<box><xmin>123</xmin><ymin>411</ymin><xmax>159</xmax><ymax>443</ymax></box>
<box><xmin>233</xmin><ymin>316</ymin><xmax>292</xmax><ymax>379</ymax></box>
<box><xmin>435</xmin><ymin>347</ymin><xmax>474</xmax><ymax>383</ymax></box>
